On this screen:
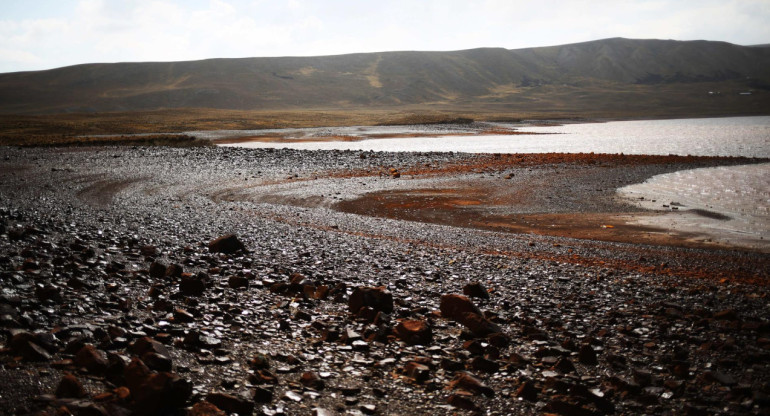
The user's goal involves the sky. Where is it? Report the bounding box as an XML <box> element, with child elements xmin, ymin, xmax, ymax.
<box><xmin>1</xmin><ymin>0</ymin><xmax>769</xmax><ymax>73</ymax></box>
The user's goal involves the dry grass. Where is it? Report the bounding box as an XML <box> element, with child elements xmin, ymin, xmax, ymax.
<box><xmin>1</xmin><ymin>133</ymin><xmax>211</xmax><ymax>147</ymax></box>
<box><xmin>0</xmin><ymin>80</ymin><xmax>768</xmax><ymax>147</ymax></box>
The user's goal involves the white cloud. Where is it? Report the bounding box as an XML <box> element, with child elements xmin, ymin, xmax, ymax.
<box><xmin>0</xmin><ymin>0</ymin><xmax>769</xmax><ymax>73</ymax></box>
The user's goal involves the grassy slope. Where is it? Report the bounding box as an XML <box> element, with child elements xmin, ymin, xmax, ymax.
<box><xmin>0</xmin><ymin>38</ymin><xmax>768</xmax><ymax>145</ymax></box>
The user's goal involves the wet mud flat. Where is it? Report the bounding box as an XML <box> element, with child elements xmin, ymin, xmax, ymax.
<box><xmin>0</xmin><ymin>146</ymin><xmax>769</xmax><ymax>415</ymax></box>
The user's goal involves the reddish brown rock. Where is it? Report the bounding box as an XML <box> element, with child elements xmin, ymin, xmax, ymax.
<box><xmin>404</xmin><ymin>361</ymin><xmax>431</xmax><ymax>383</ymax></box>
<box><xmin>578</xmin><ymin>344</ymin><xmax>598</xmax><ymax>365</ymax></box>
<box><xmin>515</xmin><ymin>381</ymin><xmax>539</xmax><ymax>402</ymax></box>
<box><xmin>206</xmin><ymin>392</ymin><xmax>254</xmax><ymax>416</ymax></box>
<box><xmin>458</xmin><ymin>311</ymin><xmax>503</xmax><ymax>338</ymax></box>
<box><xmin>545</xmin><ymin>397</ymin><xmax>596</xmax><ymax>416</ymax></box>
<box><xmin>55</xmin><ymin>373</ymin><xmax>88</xmax><ymax>399</ymax></box>
<box><xmin>462</xmin><ymin>282</ymin><xmax>490</xmax><ymax>299</ymax></box>
<box><xmin>439</xmin><ymin>294</ymin><xmax>482</xmax><ymax>322</ymax></box>
<box><xmin>75</xmin><ymin>345</ymin><xmax>109</xmax><ymax>374</ymax></box>
<box><xmin>179</xmin><ymin>274</ymin><xmax>207</xmax><ymax>296</ymax></box>
<box><xmin>35</xmin><ymin>284</ymin><xmax>62</xmax><ymax>302</ymax></box>
<box><xmin>228</xmin><ymin>275</ymin><xmax>249</xmax><ymax>289</ymax></box>
<box><xmin>208</xmin><ymin>234</ymin><xmax>246</xmax><ymax>254</ymax></box>
<box><xmin>249</xmin><ymin>353</ymin><xmax>270</xmax><ymax>369</ymax></box>
<box><xmin>394</xmin><ymin>319</ymin><xmax>433</xmax><ymax>346</ymax></box>
<box><xmin>173</xmin><ymin>308</ymin><xmax>195</xmax><ymax>323</ymax></box>
<box><xmin>447</xmin><ymin>372</ymin><xmax>495</xmax><ymax>397</ymax></box>
<box><xmin>149</xmin><ymin>261</ymin><xmax>167</xmax><ymax>278</ymax></box>
<box><xmin>132</xmin><ymin>372</ymin><xmax>192</xmax><ymax>415</ymax></box>
<box><xmin>253</xmin><ymin>386</ymin><xmax>274</xmax><ymax>403</ymax></box>
<box><xmin>188</xmin><ymin>401</ymin><xmax>226</xmax><ymax>416</ymax></box>
<box><xmin>348</xmin><ymin>286</ymin><xmax>393</xmax><ymax>314</ymax></box>
<box><xmin>130</xmin><ymin>337</ymin><xmax>171</xmax><ymax>358</ymax></box>
<box><xmin>250</xmin><ymin>369</ymin><xmax>278</xmax><ymax>385</ymax></box>
<box><xmin>125</xmin><ymin>357</ymin><xmax>152</xmax><ymax>394</ymax></box>
<box><xmin>9</xmin><ymin>331</ymin><xmax>51</xmax><ymax>361</ymax></box>
<box><xmin>471</xmin><ymin>356</ymin><xmax>500</xmax><ymax>373</ymax></box>
<box><xmin>447</xmin><ymin>393</ymin><xmax>480</xmax><ymax>411</ymax></box>
<box><xmin>553</xmin><ymin>357</ymin><xmax>577</xmax><ymax>373</ymax></box>
<box><xmin>713</xmin><ymin>309</ymin><xmax>738</xmax><ymax>321</ymax></box>
<box><xmin>165</xmin><ymin>263</ymin><xmax>183</xmax><ymax>278</ymax></box>
<box><xmin>300</xmin><ymin>371</ymin><xmax>325</xmax><ymax>390</ymax></box>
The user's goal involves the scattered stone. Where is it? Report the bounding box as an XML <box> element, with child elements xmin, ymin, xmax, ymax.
<box><xmin>181</xmin><ymin>272</ymin><xmax>209</xmax><ymax>296</ymax></box>
<box><xmin>300</xmin><ymin>372</ymin><xmax>325</xmax><ymax>390</ymax></box>
<box><xmin>283</xmin><ymin>390</ymin><xmax>303</xmax><ymax>402</ymax></box>
<box><xmin>189</xmin><ymin>401</ymin><xmax>226</xmax><ymax>416</ymax></box>
<box><xmin>348</xmin><ymin>286</ymin><xmax>394</xmax><ymax>314</ymax></box>
<box><xmin>578</xmin><ymin>344</ymin><xmax>598</xmax><ymax>365</ymax></box>
<box><xmin>439</xmin><ymin>294</ymin><xmax>482</xmax><ymax>322</ymax></box>
<box><xmin>515</xmin><ymin>381</ymin><xmax>539</xmax><ymax>402</ymax></box>
<box><xmin>75</xmin><ymin>345</ymin><xmax>109</xmax><ymax>374</ymax></box>
<box><xmin>166</xmin><ymin>263</ymin><xmax>184</xmax><ymax>278</ymax></box>
<box><xmin>404</xmin><ymin>361</ymin><xmax>431</xmax><ymax>383</ymax></box>
<box><xmin>55</xmin><ymin>373</ymin><xmax>88</xmax><ymax>399</ymax></box>
<box><xmin>249</xmin><ymin>353</ymin><xmax>271</xmax><ymax>370</ymax></box>
<box><xmin>457</xmin><ymin>311</ymin><xmax>503</xmax><ymax>338</ymax></box>
<box><xmin>360</xmin><ymin>404</ymin><xmax>377</xmax><ymax>414</ymax></box>
<box><xmin>448</xmin><ymin>372</ymin><xmax>494</xmax><ymax>397</ymax></box>
<box><xmin>131</xmin><ymin>371</ymin><xmax>192</xmax><ymax>415</ymax></box>
<box><xmin>447</xmin><ymin>393</ymin><xmax>480</xmax><ymax>411</ymax></box>
<box><xmin>149</xmin><ymin>261</ymin><xmax>167</xmax><ymax>278</ymax></box>
<box><xmin>253</xmin><ymin>386</ymin><xmax>274</xmax><ymax>403</ymax></box>
<box><xmin>9</xmin><ymin>331</ymin><xmax>51</xmax><ymax>361</ymax></box>
<box><xmin>208</xmin><ymin>234</ymin><xmax>246</xmax><ymax>254</ymax></box>
<box><xmin>206</xmin><ymin>392</ymin><xmax>255</xmax><ymax>416</ymax></box>
<box><xmin>393</xmin><ymin>319</ymin><xmax>432</xmax><ymax>346</ymax></box>
<box><xmin>463</xmin><ymin>282</ymin><xmax>490</xmax><ymax>299</ymax></box>
<box><xmin>471</xmin><ymin>356</ymin><xmax>500</xmax><ymax>373</ymax></box>
<box><xmin>228</xmin><ymin>275</ymin><xmax>249</xmax><ymax>289</ymax></box>
<box><xmin>713</xmin><ymin>309</ymin><xmax>738</xmax><ymax>321</ymax></box>
<box><xmin>173</xmin><ymin>308</ymin><xmax>195</xmax><ymax>323</ymax></box>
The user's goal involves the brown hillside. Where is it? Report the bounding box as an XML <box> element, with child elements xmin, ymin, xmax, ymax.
<box><xmin>0</xmin><ymin>38</ymin><xmax>768</xmax><ymax>116</ymax></box>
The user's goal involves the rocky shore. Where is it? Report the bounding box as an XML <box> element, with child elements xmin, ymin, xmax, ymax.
<box><xmin>1</xmin><ymin>146</ymin><xmax>768</xmax><ymax>415</ymax></box>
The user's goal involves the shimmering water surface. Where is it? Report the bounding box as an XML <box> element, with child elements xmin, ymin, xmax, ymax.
<box><xmin>219</xmin><ymin>116</ymin><xmax>769</xmax><ymax>250</ymax></box>
<box><xmin>219</xmin><ymin>116</ymin><xmax>770</xmax><ymax>157</ymax></box>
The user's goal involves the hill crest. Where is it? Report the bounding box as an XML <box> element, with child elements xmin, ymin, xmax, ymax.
<box><xmin>0</xmin><ymin>38</ymin><xmax>768</xmax><ymax>114</ymax></box>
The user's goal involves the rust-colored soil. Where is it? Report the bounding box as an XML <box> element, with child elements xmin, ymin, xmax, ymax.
<box><xmin>215</xmin><ymin>127</ymin><xmax>550</xmax><ymax>144</ymax></box>
<box><xmin>333</xmin><ymin>153</ymin><xmax>769</xmax><ymax>284</ymax></box>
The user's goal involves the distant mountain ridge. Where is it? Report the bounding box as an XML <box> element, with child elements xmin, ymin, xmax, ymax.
<box><xmin>1</xmin><ymin>37</ymin><xmax>768</xmax><ymax>114</ymax></box>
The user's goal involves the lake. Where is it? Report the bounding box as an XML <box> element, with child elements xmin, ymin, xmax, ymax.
<box><xmin>218</xmin><ymin>116</ymin><xmax>770</xmax><ymax>157</ymax></box>
<box><xmin>217</xmin><ymin>116</ymin><xmax>769</xmax><ymax>251</ymax></box>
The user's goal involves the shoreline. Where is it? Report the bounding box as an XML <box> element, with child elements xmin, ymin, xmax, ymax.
<box><xmin>3</xmin><ymin>110</ymin><xmax>769</xmax><ymax>146</ymax></box>
<box><xmin>1</xmin><ymin>146</ymin><xmax>769</xmax><ymax>415</ymax></box>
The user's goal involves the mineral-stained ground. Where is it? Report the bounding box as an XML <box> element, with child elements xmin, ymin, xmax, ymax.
<box><xmin>0</xmin><ymin>146</ymin><xmax>768</xmax><ymax>415</ymax></box>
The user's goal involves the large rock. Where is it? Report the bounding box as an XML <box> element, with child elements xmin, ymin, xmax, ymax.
<box><xmin>440</xmin><ymin>294</ymin><xmax>502</xmax><ymax>337</ymax></box>
<box><xmin>205</xmin><ymin>392</ymin><xmax>255</xmax><ymax>416</ymax></box>
<box><xmin>125</xmin><ymin>357</ymin><xmax>191</xmax><ymax>415</ymax></box>
<box><xmin>132</xmin><ymin>372</ymin><xmax>192</xmax><ymax>415</ymax></box>
<box><xmin>300</xmin><ymin>371</ymin><xmax>325</xmax><ymax>390</ymax></box>
<box><xmin>462</xmin><ymin>282</ymin><xmax>490</xmax><ymax>299</ymax></box>
<box><xmin>9</xmin><ymin>331</ymin><xmax>51</xmax><ymax>361</ymax></box>
<box><xmin>348</xmin><ymin>286</ymin><xmax>393</xmax><ymax>314</ymax></box>
<box><xmin>179</xmin><ymin>273</ymin><xmax>207</xmax><ymax>296</ymax></box>
<box><xmin>75</xmin><ymin>345</ymin><xmax>109</xmax><ymax>374</ymax></box>
<box><xmin>55</xmin><ymin>373</ymin><xmax>88</xmax><ymax>398</ymax></box>
<box><xmin>439</xmin><ymin>294</ymin><xmax>482</xmax><ymax>322</ymax></box>
<box><xmin>457</xmin><ymin>312</ymin><xmax>503</xmax><ymax>338</ymax></box>
<box><xmin>394</xmin><ymin>319</ymin><xmax>433</xmax><ymax>346</ymax></box>
<box><xmin>189</xmin><ymin>401</ymin><xmax>226</xmax><ymax>416</ymax></box>
<box><xmin>448</xmin><ymin>372</ymin><xmax>495</xmax><ymax>397</ymax></box>
<box><xmin>208</xmin><ymin>234</ymin><xmax>246</xmax><ymax>254</ymax></box>
<box><xmin>149</xmin><ymin>261</ymin><xmax>167</xmax><ymax>278</ymax></box>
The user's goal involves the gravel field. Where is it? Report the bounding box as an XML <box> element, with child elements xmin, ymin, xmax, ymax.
<box><xmin>0</xmin><ymin>146</ymin><xmax>768</xmax><ymax>416</ymax></box>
